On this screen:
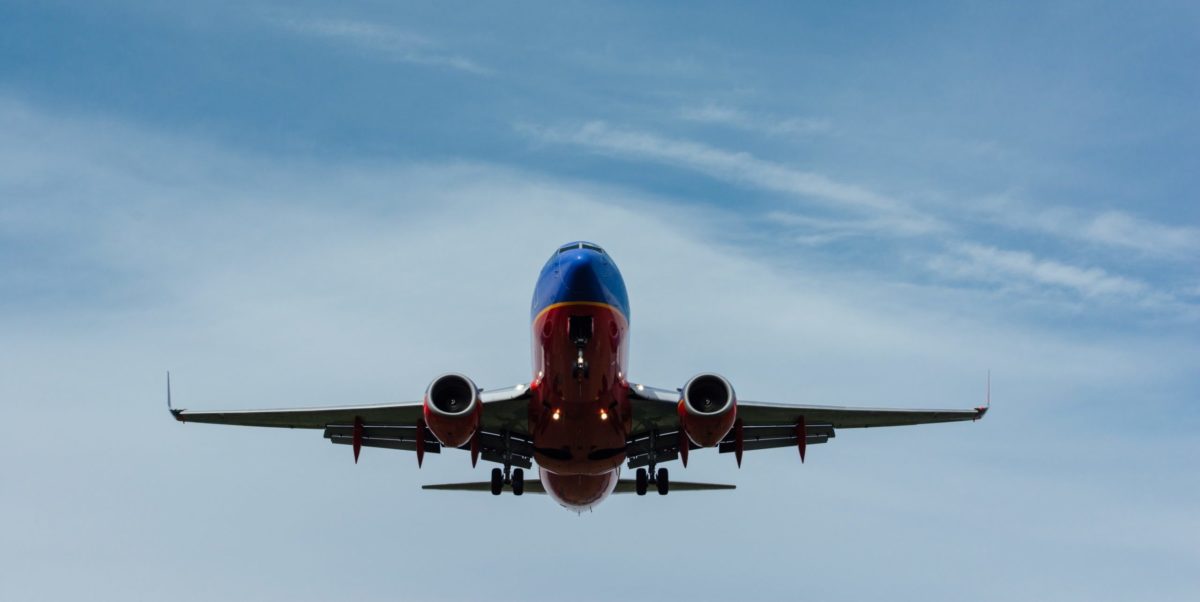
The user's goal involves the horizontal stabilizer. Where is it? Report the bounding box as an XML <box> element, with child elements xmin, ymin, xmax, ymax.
<box><xmin>423</xmin><ymin>481</ymin><xmax>547</xmax><ymax>494</ymax></box>
<box><xmin>612</xmin><ymin>480</ymin><xmax>734</xmax><ymax>493</ymax></box>
<box><xmin>422</xmin><ymin>480</ymin><xmax>734</xmax><ymax>494</ymax></box>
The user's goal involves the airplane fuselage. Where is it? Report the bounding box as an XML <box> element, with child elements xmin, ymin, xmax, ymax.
<box><xmin>528</xmin><ymin>242</ymin><xmax>631</xmax><ymax>510</ymax></box>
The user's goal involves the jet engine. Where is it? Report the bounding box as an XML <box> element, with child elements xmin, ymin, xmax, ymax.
<box><xmin>422</xmin><ymin>373</ymin><xmax>480</xmax><ymax>447</ymax></box>
<box><xmin>678</xmin><ymin>373</ymin><xmax>737</xmax><ymax>447</ymax></box>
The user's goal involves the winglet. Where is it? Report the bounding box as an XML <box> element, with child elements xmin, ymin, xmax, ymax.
<box><xmin>167</xmin><ymin>371</ymin><xmax>185</xmax><ymax>421</ymax></box>
<box><xmin>974</xmin><ymin>370</ymin><xmax>990</xmax><ymax>420</ymax></box>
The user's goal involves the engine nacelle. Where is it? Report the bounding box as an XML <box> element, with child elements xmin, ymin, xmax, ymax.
<box><xmin>422</xmin><ymin>373</ymin><xmax>480</xmax><ymax>448</ymax></box>
<box><xmin>677</xmin><ymin>373</ymin><xmax>737</xmax><ymax>447</ymax></box>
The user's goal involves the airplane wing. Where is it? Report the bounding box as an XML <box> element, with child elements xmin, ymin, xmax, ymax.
<box><xmin>169</xmin><ymin>378</ymin><xmax>535</xmax><ymax>467</ymax></box>
<box><xmin>625</xmin><ymin>383</ymin><xmax>986</xmax><ymax>468</ymax></box>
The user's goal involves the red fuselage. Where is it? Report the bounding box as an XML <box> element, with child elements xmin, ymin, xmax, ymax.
<box><xmin>527</xmin><ymin>243</ymin><xmax>632</xmax><ymax>510</ymax></box>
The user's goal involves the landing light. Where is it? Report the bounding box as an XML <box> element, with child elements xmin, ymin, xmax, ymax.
<box><xmin>552</xmin><ymin>408</ymin><xmax>561</xmax><ymax>421</ymax></box>
<box><xmin>599</xmin><ymin>409</ymin><xmax>608</xmax><ymax>421</ymax></box>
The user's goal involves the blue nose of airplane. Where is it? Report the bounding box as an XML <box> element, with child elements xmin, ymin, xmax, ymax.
<box><xmin>532</xmin><ymin>242</ymin><xmax>631</xmax><ymax>321</ymax></box>
<box><xmin>560</xmin><ymin>249</ymin><xmax>603</xmax><ymax>293</ymax></box>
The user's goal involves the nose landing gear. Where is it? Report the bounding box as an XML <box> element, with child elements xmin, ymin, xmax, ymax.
<box><xmin>569</xmin><ymin>315</ymin><xmax>592</xmax><ymax>381</ymax></box>
<box><xmin>573</xmin><ymin>349</ymin><xmax>589</xmax><ymax>380</ymax></box>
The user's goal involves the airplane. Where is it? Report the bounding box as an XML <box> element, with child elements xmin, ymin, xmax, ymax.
<box><xmin>169</xmin><ymin>241</ymin><xmax>987</xmax><ymax>511</ymax></box>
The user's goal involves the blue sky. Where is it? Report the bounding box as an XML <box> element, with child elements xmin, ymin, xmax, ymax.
<box><xmin>1</xmin><ymin>1</ymin><xmax>1197</xmax><ymax>600</ymax></box>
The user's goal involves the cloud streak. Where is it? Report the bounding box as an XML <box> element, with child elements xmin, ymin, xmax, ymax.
<box><xmin>976</xmin><ymin>197</ymin><xmax>1200</xmax><ymax>261</ymax></box>
<box><xmin>678</xmin><ymin>103</ymin><xmax>831</xmax><ymax>137</ymax></box>
<box><xmin>933</xmin><ymin>243</ymin><xmax>1150</xmax><ymax>298</ymax></box>
<box><xmin>523</xmin><ymin>120</ymin><xmax>1197</xmax><ymax>320</ymax></box>
<box><xmin>523</xmin><ymin>121</ymin><xmax>944</xmax><ymax>235</ymax></box>
<box><xmin>275</xmin><ymin>16</ymin><xmax>491</xmax><ymax>75</ymax></box>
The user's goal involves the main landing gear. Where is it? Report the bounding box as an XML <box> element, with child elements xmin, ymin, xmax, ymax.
<box><xmin>490</xmin><ymin>431</ymin><xmax>525</xmax><ymax>496</ymax></box>
<box><xmin>634</xmin><ymin>467</ymin><xmax>670</xmax><ymax>496</ymax></box>
<box><xmin>635</xmin><ymin>430</ymin><xmax>670</xmax><ymax>496</ymax></box>
<box><xmin>489</xmin><ymin>466</ymin><xmax>525</xmax><ymax>496</ymax></box>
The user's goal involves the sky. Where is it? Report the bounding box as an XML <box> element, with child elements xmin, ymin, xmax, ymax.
<box><xmin>1</xmin><ymin>1</ymin><xmax>1198</xmax><ymax>600</ymax></box>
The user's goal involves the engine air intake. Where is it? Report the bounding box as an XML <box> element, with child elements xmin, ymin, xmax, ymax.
<box><xmin>680</xmin><ymin>373</ymin><xmax>737</xmax><ymax>448</ymax></box>
<box><xmin>428</xmin><ymin>374</ymin><xmax>477</xmax><ymax>415</ymax></box>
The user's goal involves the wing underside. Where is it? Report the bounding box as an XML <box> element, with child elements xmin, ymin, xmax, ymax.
<box><xmin>625</xmin><ymin>383</ymin><xmax>986</xmax><ymax>468</ymax></box>
<box><xmin>169</xmin><ymin>384</ymin><xmax>535</xmax><ymax>467</ymax></box>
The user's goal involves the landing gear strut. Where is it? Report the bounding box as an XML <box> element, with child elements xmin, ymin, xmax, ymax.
<box><xmin>635</xmin><ymin>431</ymin><xmax>670</xmax><ymax>496</ymax></box>
<box><xmin>491</xmin><ymin>431</ymin><xmax>524</xmax><ymax>496</ymax></box>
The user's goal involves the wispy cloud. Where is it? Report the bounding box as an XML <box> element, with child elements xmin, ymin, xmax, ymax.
<box><xmin>765</xmin><ymin>211</ymin><xmax>909</xmax><ymax>246</ymax></box>
<box><xmin>679</xmin><ymin>103</ymin><xmax>831</xmax><ymax>136</ymax></box>
<box><xmin>937</xmin><ymin>243</ymin><xmax>1148</xmax><ymax>297</ymax></box>
<box><xmin>522</xmin><ymin>121</ymin><xmax>943</xmax><ymax>235</ymax></box>
<box><xmin>275</xmin><ymin>17</ymin><xmax>491</xmax><ymax>75</ymax></box>
<box><xmin>521</xmin><ymin>120</ymin><xmax>1200</xmax><ymax>320</ymax></box>
<box><xmin>976</xmin><ymin>196</ymin><xmax>1200</xmax><ymax>260</ymax></box>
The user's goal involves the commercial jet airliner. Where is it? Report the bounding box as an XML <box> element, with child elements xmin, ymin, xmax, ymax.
<box><xmin>170</xmin><ymin>241</ymin><xmax>987</xmax><ymax>511</ymax></box>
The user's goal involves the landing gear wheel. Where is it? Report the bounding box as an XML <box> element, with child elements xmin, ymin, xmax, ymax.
<box><xmin>512</xmin><ymin>468</ymin><xmax>525</xmax><ymax>496</ymax></box>
<box><xmin>490</xmin><ymin>467</ymin><xmax>503</xmax><ymax>496</ymax></box>
<box><xmin>656</xmin><ymin>468</ymin><xmax>669</xmax><ymax>495</ymax></box>
<box><xmin>635</xmin><ymin>468</ymin><xmax>648</xmax><ymax>496</ymax></box>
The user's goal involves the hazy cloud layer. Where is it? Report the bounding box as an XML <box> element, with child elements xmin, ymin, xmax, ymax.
<box><xmin>2</xmin><ymin>2</ymin><xmax>1198</xmax><ymax>601</ymax></box>
<box><xmin>2</xmin><ymin>99</ymin><xmax>1197</xmax><ymax>601</ymax></box>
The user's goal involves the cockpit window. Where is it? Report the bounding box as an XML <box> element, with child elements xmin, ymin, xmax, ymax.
<box><xmin>557</xmin><ymin>242</ymin><xmax>605</xmax><ymax>254</ymax></box>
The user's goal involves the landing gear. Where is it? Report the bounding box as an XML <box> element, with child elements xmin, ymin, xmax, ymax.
<box><xmin>636</xmin><ymin>430</ymin><xmax>671</xmax><ymax>496</ymax></box>
<box><xmin>635</xmin><ymin>466</ymin><xmax>670</xmax><ymax>496</ymax></box>
<box><xmin>512</xmin><ymin>468</ymin><xmax>525</xmax><ymax>496</ymax></box>
<box><xmin>572</xmin><ymin>349</ymin><xmax>590</xmax><ymax>380</ymax></box>
<box><xmin>490</xmin><ymin>432</ymin><xmax>524</xmax><ymax>496</ymax></box>
<box><xmin>569</xmin><ymin>315</ymin><xmax>592</xmax><ymax>381</ymax></box>
<box><xmin>490</xmin><ymin>467</ymin><xmax>503</xmax><ymax>495</ymax></box>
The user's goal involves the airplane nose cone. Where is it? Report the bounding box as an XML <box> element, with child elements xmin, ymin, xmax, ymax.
<box><xmin>560</xmin><ymin>252</ymin><xmax>602</xmax><ymax>292</ymax></box>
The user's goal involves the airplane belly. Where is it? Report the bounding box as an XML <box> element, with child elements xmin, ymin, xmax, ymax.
<box><xmin>530</xmin><ymin>303</ymin><xmax>630</xmax><ymax>475</ymax></box>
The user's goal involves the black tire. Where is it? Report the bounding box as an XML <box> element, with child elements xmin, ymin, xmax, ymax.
<box><xmin>490</xmin><ymin>467</ymin><xmax>503</xmax><ymax>496</ymax></box>
<box><xmin>512</xmin><ymin>468</ymin><xmax>525</xmax><ymax>496</ymax></box>
<box><xmin>656</xmin><ymin>468</ymin><xmax>669</xmax><ymax>495</ymax></box>
<box><xmin>635</xmin><ymin>468</ymin><xmax>648</xmax><ymax>496</ymax></box>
